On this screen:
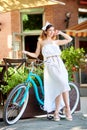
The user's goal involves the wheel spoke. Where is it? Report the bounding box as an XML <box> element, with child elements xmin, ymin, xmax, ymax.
<box><xmin>3</xmin><ymin>84</ymin><xmax>29</xmax><ymax>125</ymax></box>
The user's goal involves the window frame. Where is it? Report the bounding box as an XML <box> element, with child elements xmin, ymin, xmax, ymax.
<box><xmin>20</xmin><ymin>8</ymin><xmax>44</xmax><ymax>34</ymax></box>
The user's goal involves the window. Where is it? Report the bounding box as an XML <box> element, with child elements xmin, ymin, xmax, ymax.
<box><xmin>22</xmin><ymin>14</ymin><xmax>42</xmax><ymax>32</ymax></box>
<box><xmin>79</xmin><ymin>66</ymin><xmax>87</xmax><ymax>87</ymax></box>
<box><xmin>21</xmin><ymin>8</ymin><xmax>44</xmax><ymax>32</ymax></box>
<box><xmin>20</xmin><ymin>8</ymin><xmax>44</xmax><ymax>59</ymax></box>
<box><xmin>78</xmin><ymin>13</ymin><xmax>87</xmax><ymax>23</ymax></box>
<box><xmin>78</xmin><ymin>8</ymin><xmax>87</xmax><ymax>23</ymax></box>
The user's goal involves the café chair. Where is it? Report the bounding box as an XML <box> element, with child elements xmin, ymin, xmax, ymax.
<box><xmin>3</xmin><ymin>58</ymin><xmax>26</xmax><ymax>78</ymax></box>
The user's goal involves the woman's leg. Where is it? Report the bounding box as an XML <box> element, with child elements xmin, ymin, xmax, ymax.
<box><xmin>54</xmin><ymin>95</ymin><xmax>61</xmax><ymax>121</ymax></box>
<box><xmin>62</xmin><ymin>91</ymin><xmax>72</xmax><ymax>121</ymax></box>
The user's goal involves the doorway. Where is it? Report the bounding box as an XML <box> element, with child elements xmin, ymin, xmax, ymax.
<box><xmin>79</xmin><ymin>41</ymin><xmax>87</xmax><ymax>54</ymax></box>
<box><xmin>24</xmin><ymin>35</ymin><xmax>43</xmax><ymax>59</ymax></box>
<box><xmin>25</xmin><ymin>35</ymin><xmax>38</xmax><ymax>52</ymax></box>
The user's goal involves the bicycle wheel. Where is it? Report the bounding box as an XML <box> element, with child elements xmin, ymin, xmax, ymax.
<box><xmin>59</xmin><ymin>82</ymin><xmax>80</xmax><ymax>118</ymax></box>
<box><xmin>3</xmin><ymin>84</ymin><xmax>29</xmax><ymax>125</ymax></box>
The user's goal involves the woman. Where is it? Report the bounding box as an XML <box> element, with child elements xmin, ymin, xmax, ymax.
<box><xmin>22</xmin><ymin>22</ymin><xmax>73</xmax><ymax>121</ymax></box>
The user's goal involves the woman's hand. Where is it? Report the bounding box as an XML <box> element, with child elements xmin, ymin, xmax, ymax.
<box><xmin>22</xmin><ymin>50</ymin><xmax>38</xmax><ymax>58</ymax></box>
<box><xmin>54</xmin><ymin>30</ymin><xmax>62</xmax><ymax>35</ymax></box>
<box><xmin>57</xmin><ymin>31</ymin><xmax>63</xmax><ymax>35</ymax></box>
<box><xmin>54</xmin><ymin>30</ymin><xmax>58</xmax><ymax>35</ymax></box>
<box><xmin>22</xmin><ymin>50</ymin><xmax>28</xmax><ymax>55</ymax></box>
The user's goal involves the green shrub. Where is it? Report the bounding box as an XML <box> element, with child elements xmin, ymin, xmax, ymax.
<box><xmin>0</xmin><ymin>67</ymin><xmax>28</xmax><ymax>94</ymax></box>
<box><xmin>61</xmin><ymin>46</ymin><xmax>85</xmax><ymax>81</ymax></box>
<box><xmin>0</xmin><ymin>65</ymin><xmax>43</xmax><ymax>95</ymax></box>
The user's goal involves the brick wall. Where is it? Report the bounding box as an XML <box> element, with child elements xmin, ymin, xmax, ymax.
<box><xmin>0</xmin><ymin>12</ymin><xmax>12</xmax><ymax>59</ymax></box>
<box><xmin>45</xmin><ymin>0</ymin><xmax>79</xmax><ymax>30</ymax></box>
<box><xmin>0</xmin><ymin>10</ymin><xmax>21</xmax><ymax>59</ymax></box>
<box><xmin>11</xmin><ymin>11</ymin><xmax>21</xmax><ymax>33</ymax></box>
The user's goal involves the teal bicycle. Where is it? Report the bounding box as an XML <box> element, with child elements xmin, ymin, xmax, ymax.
<box><xmin>3</xmin><ymin>59</ymin><xmax>80</xmax><ymax>125</ymax></box>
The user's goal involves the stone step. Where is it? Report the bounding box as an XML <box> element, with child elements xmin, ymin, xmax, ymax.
<box><xmin>79</xmin><ymin>97</ymin><xmax>87</xmax><ymax>116</ymax></box>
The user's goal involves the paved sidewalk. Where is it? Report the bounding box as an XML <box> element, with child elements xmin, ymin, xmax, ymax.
<box><xmin>0</xmin><ymin>112</ymin><xmax>87</xmax><ymax>130</ymax></box>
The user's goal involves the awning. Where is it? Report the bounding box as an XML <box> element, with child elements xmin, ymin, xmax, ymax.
<box><xmin>0</xmin><ymin>0</ymin><xmax>65</xmax><ymax>13</ymax></box>
<box><xmin>66</xmin><ymin>20</ymin><xmax>87</xmax><ymax>37</ymax></box>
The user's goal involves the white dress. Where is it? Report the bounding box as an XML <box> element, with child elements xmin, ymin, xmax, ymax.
<box><xmin>42</xmin><ymin>41</ymin><xmax>70</xmax><ymax>113</ymax></box>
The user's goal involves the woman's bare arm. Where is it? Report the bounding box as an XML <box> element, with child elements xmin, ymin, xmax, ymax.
<box><xmin>22</xmin><ymin>41</ymin><xmax>41</xmax><ymax>58</ymax></box>
<box><xmin>56</xmin><ymin>31</ymin><xmax>72</xmax><ymax>45</ymax></box>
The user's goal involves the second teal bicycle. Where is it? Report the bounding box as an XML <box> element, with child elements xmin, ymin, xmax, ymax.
<box><xmin>3</xmin><ymin>59</ymin><xmax>80</xmax><ymax>125</ymax></box>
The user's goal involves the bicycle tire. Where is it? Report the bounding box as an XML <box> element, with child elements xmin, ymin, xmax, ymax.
<box><xmin>3</xmin><ymin>84</ymin><xmax>29</xmax><ymax>125</ymax></box>
<box><xmin>59</xmin><ymin>82</ymin><xmax>80</xmax><ymax>118</ymax></box>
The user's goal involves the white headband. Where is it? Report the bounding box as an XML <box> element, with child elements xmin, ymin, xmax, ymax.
<box><xmin>42</xmin><ymin>21</ymin><xmax>52</xmax><ymax>31</ymax></box>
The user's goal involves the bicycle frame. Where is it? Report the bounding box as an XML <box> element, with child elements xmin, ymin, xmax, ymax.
<box><xmin>12</xmin><ymin>70</ymin><xmax>44</xmax><ymax>107</ymax></box>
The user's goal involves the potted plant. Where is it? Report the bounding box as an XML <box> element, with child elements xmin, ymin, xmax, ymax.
<box><xmin>1</xmin><ymin>64</ymin><xmax>44</xmax><ymax>95</ymax></box>
<box><xmin>61</xmin><ymin>46</ymin><xmax>86</xmax><ymax>83</ymax></box>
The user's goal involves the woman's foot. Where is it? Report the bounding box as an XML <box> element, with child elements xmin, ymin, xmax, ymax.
<box><xmin>63</xmin><ymin>107</ymin><xmax>72</xmax><ymax>121</ymax></box>
<box><xmin>54</xmin><ymin>112</ymin><xmax>60</xmax><ymax>121</ymax></box>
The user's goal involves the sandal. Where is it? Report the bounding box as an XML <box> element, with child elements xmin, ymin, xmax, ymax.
<box><xmin>54</xmin><ymin>112</ymin><xmax>60</xmax><ymax>121</ymax></box>
<box><xmin>63</xmin><ymin>107</ymin><xmax>72</xmax><ymax>121</ymax></box>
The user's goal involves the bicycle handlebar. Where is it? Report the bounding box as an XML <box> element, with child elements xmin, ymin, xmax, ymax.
<box><xmin>26</xmin><ymin>58</ymin><xmax>44</xmax><ymax>72</ymax></box>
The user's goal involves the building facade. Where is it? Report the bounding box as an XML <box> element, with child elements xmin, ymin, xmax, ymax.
<box><xmin>0</xmin><ymin>0</ymin><xmax>87</xmax><ymax>59</ymax></box>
